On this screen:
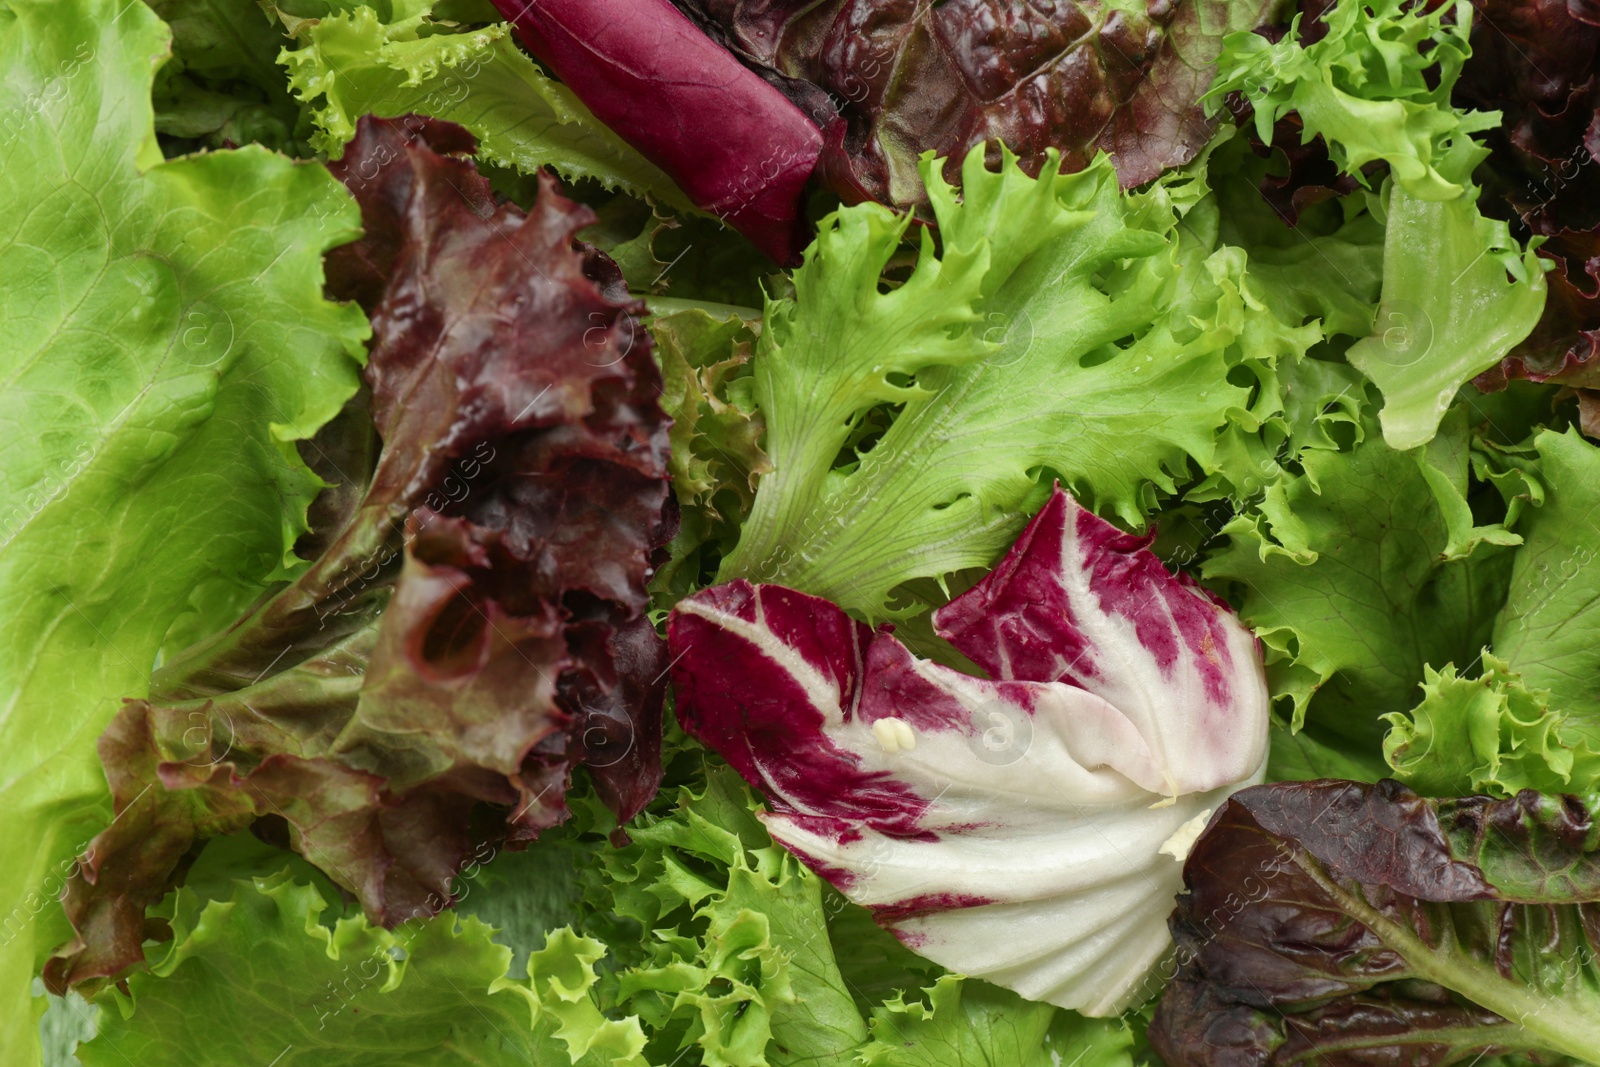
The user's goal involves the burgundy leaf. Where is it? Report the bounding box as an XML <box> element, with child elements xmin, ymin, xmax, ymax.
<box><xmin>490</xmin><ymin>0</ymin><xmax>823</xmax><ymax>265</ymax></box>
<box><xmin>675</xmin><ymin>0</ymin><xmax>1284</xmax><ymax>203</ymax></box>
<box><xmin>1458</xmin><ymin>0</ymin><xmax>1600</xmax><ymax>396</ymax></box>
<box><xmin>46</xmin><ymin>116</ymin><xmax>672</xmax><ymax>994</ymax></box>
<box><xmin>1150</xmin><ymin>778</ymin><xmax>1600</xmax><ymax>1067</ymax></box>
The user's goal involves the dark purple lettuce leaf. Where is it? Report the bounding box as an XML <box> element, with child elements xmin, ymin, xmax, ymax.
<box><xmin>674</xmin><ymin>0</ymin><xmax>1285</xmax><ymax>203</ymax></box>
<box><xmin>489</xmin><ymin>0</ymin><xmax>823</xmax><ymax>265</ymax></box>
<box><xmin>1150</xmin><ymin>778</ymin><xmax>1600</xmax><ymax>1067</ymax></box>
<box><xmin>45</xmin><ymin>115</ymin><xmax>672</xmax><ymax>994</ymax></box>
<box><xmin>1460</xmin><ymin>0</ymin><xmax>1600</xmax><ymax>398</ymax></box>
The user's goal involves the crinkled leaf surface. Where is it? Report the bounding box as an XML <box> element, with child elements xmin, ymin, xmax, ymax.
<box><xmin>717</xmin><ymin>147</ymin><xmax>1263</xmax><ymax>620</ymax></box>
<box><xmin>670</xmin><ymin>488</ymin><xmax>1270</xmax><ymax>1016</ymax></box>
<box><xmin>1204</xmin><ymin>418</ymin><xmax>1515</xmax><ymax>750</ymax></box>
<box><xmin>281</xmin><ymin>1</ymin><xmax>693</xmax><ymax>211</ymax></box>
<box><xmin>1212</xmin><ymin>0</ymin><xmax>1487</xmax><ymax>201</ymax></box>
<box><xmin>678</xmin><ymin>0</ymin><xmax>1284</xmax><ymax>201</ymax></box>
<box><xmin>0</xmin><ymin>0</ymin><xmax>367</xmax><ymax>1057</ymax></box>
<box><xmin>1383</xmin><ymin>651</ymin><xmax>1600</xmax><ymax>798</ymax></box>
<box><xmin>1461</xmin><ymin>0</ymin><xmax>1600</xmax><ymax>396</ymax></box>
<box><xmin>80</xmin><ymin>871</ymin><xmax>648</xmax><ymax>1066</ymax></box>
<box><xmin>47</xmin><ymin>117</ymin><xmax>672</xmax><ymax>996</ymax></box>
<box><xmin>588</xmin><ymin>764</ymin><xmax>868</xmax><ymax>1067</ymax></box>
<box><xmin>1215</xmin><ymin>0</ymin><xmax>1547</xmax><ymax>450</ymax></box>
<box><xmin>650</xmin><ymin>307</ymin><xmax>768</xmax><ymax>611</ymax></box>
<box><xmin>1492</xmin><ymin>428</ymin><xmax>1600</xmax><ymax>747</ymax></box>
<box><xmin>1150</xmin><ymin>779</ymin><xmax>1600</xmax><ymax>1066</ymax></box>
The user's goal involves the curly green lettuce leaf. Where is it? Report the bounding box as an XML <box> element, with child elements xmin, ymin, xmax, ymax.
<box><xmin>0</xmin><ymin>0</ymin><xmax>367</xmax><ymax>1058</ymax></box>
<box><xmin>80</xmin><ymin>871</ymin><xmax>649</xmax><ymax>1066</ymax></box>
<box><xmin>857</xmin><ymin>976</ymin><xmax>1134</xmax><ymax>1067</ymax></box>
<box><xmin>1212</xmin><ymin>0</ymin><xmax>1488</xmax><ymax>201</ymax></box>
<box><xmin>278</xmin><ymin>2</ymin><xmax>692</xmax><ymax>210</ymax></box>
<box><xmin>1214</xmin><ymin>0</ymin><xmax>1547</xmax><ymax>451</ymax></box>
<box><xmin>1383</xmin><ymin>652</ymin><xmax>1600</xmax><ymax>798</ymax></box>
<box><xmin>650</xmin><ymin>307</ymin><xmax>769</xmax><ymax>610</ymax></box>
<box><xmin>1192</xmin><ymin>130</ymin><xmax>1383</xmax><ymax>499</ymax></box>
<box><xmin>592</xmin><ymin>764</ymin><xmax>867</xmax><ymax>1067</ymax></box>
<box><xmin>1204</xmin><ymin>413</ymin><xmax>1514</xmax><ymax>752</ymax></box>
<box><xmin>716</xmin><ymin>145</ymin><xmax>1267</xmax><ymax>619</ymax></box>
<box><xmin>1492</xmin><ymin>428</ymin><xmax>1600</xmax><ymax>748</ymax></box>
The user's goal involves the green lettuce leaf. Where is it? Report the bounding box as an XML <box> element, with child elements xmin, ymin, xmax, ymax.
<box><xmin>144</xmin><ymin>0</ymin><xmax>309</xmax><ymax>154</ymax></box>
<box><xmin>1213</xmin><ymin>0</ymin><xmax>1546</xmax><ymax>451</ymax></box>
<box><xmin>592</xmin><ymin>764</ymin><xmax>867</xmax><ymax>1067</ymax></box>
<box><xmin>716</xmin><ymin>145</ymin><xmax>1266</xmax><ymax>619</ymax></box>
<box><xmin>1212</xmin><ymin>0</ymin><xmax>1489</xmax><ymax>201</ymax></box>
<box><xmin>0</xmin><ymin>0</ymin><xmax>367</xmax><ymax>1059</ymax></box>
<box><xmin>649</xmin><ymin>308</ymin><xmax>769</xmax><ymax>611</ymax></box>
<box><xmin>1492</xmin><ymin>428</ymin><xmax>1600</xmax><ymax>748</ymax></box>
<box><xmin>80</xmin><ymin>871</ymin><xmax>649</xmax><ymax>1066</ymax></box>
<box><xmin>1345</xmin><ymin>181</ymin><xmax>1547</xmax><ymax>450</ymax></box>
<box><xmin>1203</xmin><ymin>413</ymin><xmax>1514</xmax><ymax>751</ymax></box>
<box><xmin>1383</xmin><ymin>652</ymin><xmax>1600</xmax><ymax>798</ymax></box>
<box><xmin>857</xmin><ymin>976</ymin><xmax>1134</xmax><ymax>1067</ymax></box>
<box><xmin>278</xmin><ymin>2</ymin><xmax>692</xmax><ymax>210</ymax></box>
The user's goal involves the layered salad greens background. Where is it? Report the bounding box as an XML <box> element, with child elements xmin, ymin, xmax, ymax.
<box><xmin>4</xmin><ymin>0</ymin><xmax>1600</xmax><ymax>1063</ymax></box>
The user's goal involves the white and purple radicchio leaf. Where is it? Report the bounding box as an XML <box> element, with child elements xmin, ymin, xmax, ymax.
<box><xmin>667</xmin><ymin>487</ymin><xmax>1270</xmax><ymax>1016</ymax></box>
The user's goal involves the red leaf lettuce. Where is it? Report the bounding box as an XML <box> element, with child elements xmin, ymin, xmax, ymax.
<box><xmin>45</xmin><ymin>115</ymin><xmax>674</xmax><ymax>994</ymax></box>
<box><xmin>1151</xmin><ymin>778</ymin><xmax>1600</xmax><ymax>1066</ymax></box>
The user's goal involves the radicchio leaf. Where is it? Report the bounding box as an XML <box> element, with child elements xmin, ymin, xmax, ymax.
<box><xmin>667</xmin><ymin>487</ymin><xmax>1270</xmax><ymax>1017</ymax></box>
<box><xmin>46</xmin><ymin>116</ymin><xmax>673</xmax><ymax>994</ymax></box>
<box><xmin>1150</xmin><ymin>779</ymin><xmax>1600</xmax><ymax>1067</ymax></box>
<box><xmin>674</xmin><ymin>0</ymin><xmax>1286</xmax><ymax>203</ymax></box>
<box><xmin>489</xmin><ymin>0</ymin><xmax>823</xmax><ymax>266</ymax></box>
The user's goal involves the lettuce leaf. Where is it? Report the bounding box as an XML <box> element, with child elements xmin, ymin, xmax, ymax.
<box><xmin>1151</xmin><ymin>779</ymin><xmax>1600</xmax><ymax>1065</ymax></box>
<box><xmin>669</xmin><ymin>486</ymin><xmax>1271</xmax><ymax>1017</ymax></box>
<box><xmin>587</xmin><ymin>763</ymin><xmax>868</xmax><ymax>1067</ymax></box>
<box><xmin>675</xmin><ymin>0</ymin><xmax>1284</xmax><ymax>199</ymax></box>
<box><xmin>489</xmin><ymin>0</ymin><xmax>820</xmax><ymax>264</ymax></box>
<box><xmin>1383</xmin><ymin>652</ymin><xmax>1600</xmax><ymax>798</ymax></box>
<box><xmin>858</xmin><ymin>975</ymin><xmax>1134</xmax><ymax>1067</ymax></box>
<box><xmin>1203</xmin><ymin>413</ymin><xmax>1515</xmax><ymax>750</ymax></box>
<box><xmin>1492</xmin><ymin>427</ymin><xmax>1600</xmax><ymax>748</ymax></box>
<box><xmin>714</xmin><ymin>145</ymin><xmax>1266</xmax><ymax>619</ymax></box>
<box><xmin>278</xmin><ymin>1</ymin><xmax>693</xmax><ymax>210</ymax></box>
<box><xmin>46</xmin><ymin>116</ymin><xmax>673</xmax><ymax>997</ymax></box>
<box><xmin>1213</xmin><ymin>0</ymin><xmax>1547</xmax><ymax>450</ymax></box>
<box><xmin>0</xmin><ymin>0</ymin><xmax>369</xmax><ymax>1057</ymax></box>
<box><xmin>80</xmin><ymin>871</ymin><xmax>649</xmax><ymax>1066</ymax></box>
<box><xmin>143</xmin><ymin>0</ymin><xmax>310</xmax><ymax>155</ymax></box>
<box><xmin>1461</xmin><ymin>0</ymin><xmax>1600</xmax><ymax>400</ymax></box>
